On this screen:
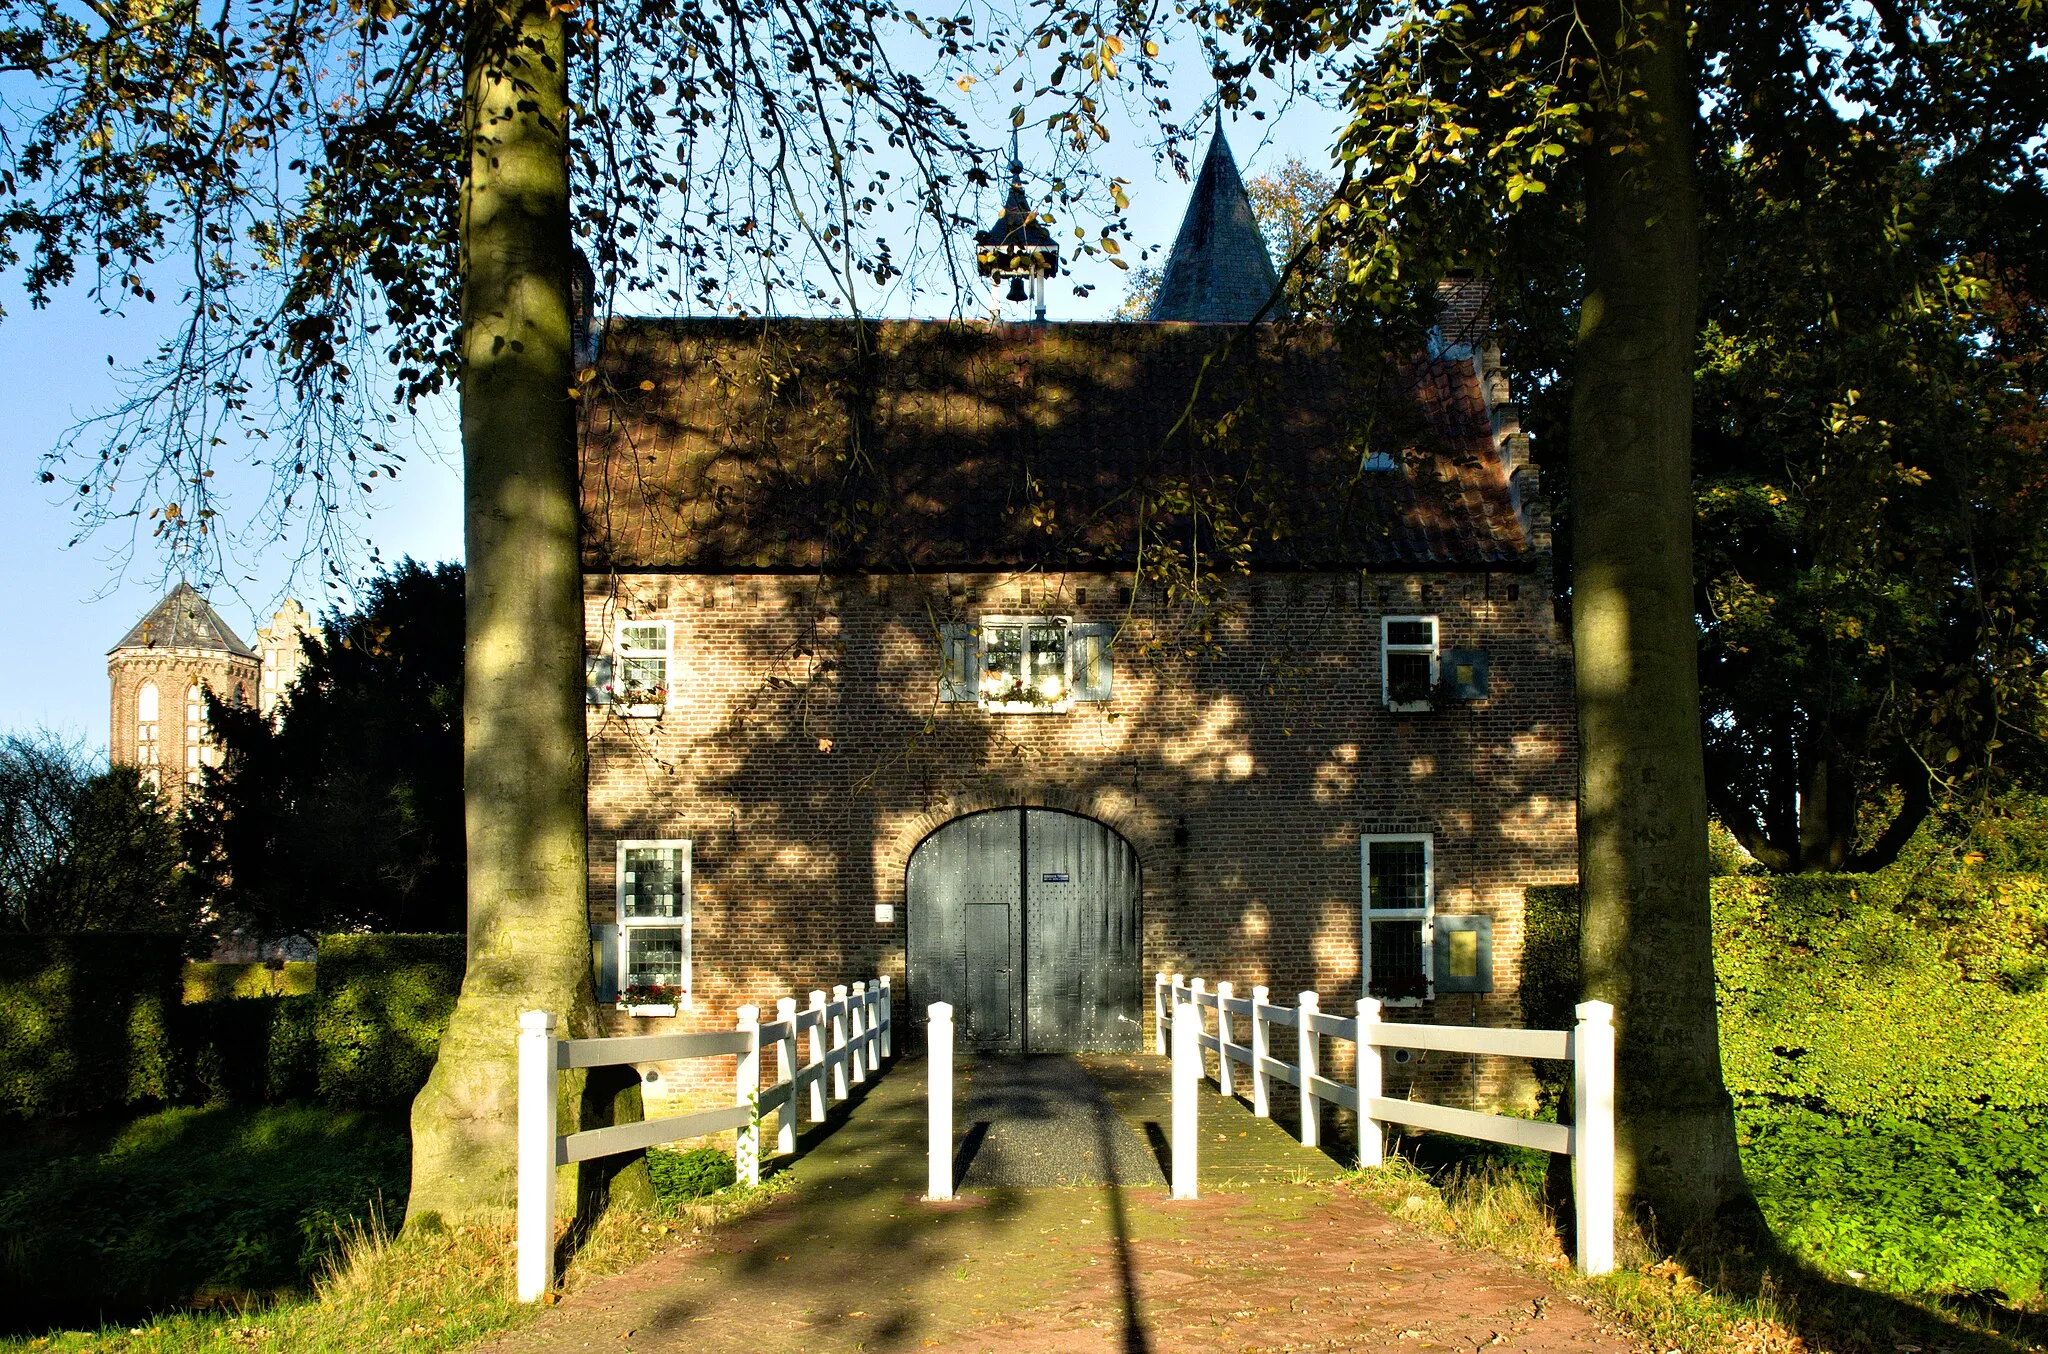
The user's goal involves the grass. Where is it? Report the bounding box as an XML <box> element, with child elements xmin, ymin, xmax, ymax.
<box><xmin>0</xmin><ymin>1109</ymin><xmax>775</xmax><ymax>1353</ymax></box>
<box><xmin>5</xmin><ymin>1195</ymin><xmax>771</xmax><ymax>1354</ymax></box>
<box><xmin>0</xmin><ymin>1105</ymin><xmax>411</xmax><ymax>1331</ymax></box>
<box><xmin>1740</xmin><ymin>1105</ymin><xmax>2048</xmax><ymax>1304</ymax></box>
<box><xmin>1352</xmin><ymin>1137</ymin><xmax>2048</xmax><ymax>1354</ymax></box>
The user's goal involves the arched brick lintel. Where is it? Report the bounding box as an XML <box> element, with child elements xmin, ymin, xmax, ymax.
<box><xmin>870</xmin><ymin>787</ymin><xmax>1156</xmax><ymax>908</ymax></box>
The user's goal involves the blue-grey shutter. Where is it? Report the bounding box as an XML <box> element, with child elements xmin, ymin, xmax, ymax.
<box><xmin>939</xmin><ymin>622</ymin><xmax>979</xmax><ymax>702</ymax></box>
<box><xmin>1445</xmin><ymin>648</ymin><xmax>1490</xmax><ymax>700</ymax></box>
<box><xmin>1070</xmin><ymin>622</ymin><xmax>1113</xmax><ymax>701</ymax></box>
<box><xmin>584</xmin><ymin>655</ymin><xmax>614</xmax><ymax>705</ymax></box>
<box><xmin>590</xmin><ymin>923</ymin><xmax>620</xmax><ymax>1002</ymax></box>
<box><xmin>1432</xmin><ymin>915</ymin><xmax>1493</xmax><ymax>993</ymax></box>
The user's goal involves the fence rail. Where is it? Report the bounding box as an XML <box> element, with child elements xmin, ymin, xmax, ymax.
<box><xmin>1157</xmin><ymin>971</ymin><xmax>1613</xmax><ymax>1275</ymax></box>
<box><xmin>517</xmin><ymin>976</ymin><xmax>892</xmax><ymax>1302</ymax></box>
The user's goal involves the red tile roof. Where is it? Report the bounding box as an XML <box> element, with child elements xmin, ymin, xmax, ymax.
<box><xmin>580</xmin><ymin>319</ymin><xmax>1533</xmax><ymax>572</ymax></box>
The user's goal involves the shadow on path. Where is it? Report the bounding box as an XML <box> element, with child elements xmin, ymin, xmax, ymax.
<box><xmin>464</xmin><ymin>1052</ymin><xmax>1633</xmax><ymax>1354</ymax></box>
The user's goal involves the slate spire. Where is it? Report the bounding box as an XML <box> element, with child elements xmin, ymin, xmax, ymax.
<box><xmin>1149</xmin><ymin>128</ymin><xmax>1283</xmax><ymax>323</ymax></box>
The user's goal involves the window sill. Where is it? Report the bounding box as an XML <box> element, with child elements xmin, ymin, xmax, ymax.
<box><xmin>615</xmin><ymin>703</ymin><xmax>667</xmax><ymax>718</ymax></box>
<box><xmin>982</xmin><ymin>702</ymin><xmax>1074</xmax><ymax>715</ymax></box>
<box><xmin>1383</xmin><ymin>700</ymin><xmax>1434</xmax><ymax>715</ymax></box>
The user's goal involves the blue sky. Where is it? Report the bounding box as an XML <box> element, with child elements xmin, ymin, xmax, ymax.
<box><xmin>0</xmin><ymin>61</ymin><xmax>1341</xmax><ymax>755</ymax></box>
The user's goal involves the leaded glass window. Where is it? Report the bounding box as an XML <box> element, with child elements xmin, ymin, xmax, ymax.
<box><xmin>616</xmin><ymin>839</ymin><xmax>691</xmax><ymax>1004</ymax></box>
<box><xmin>977</xmin><ymin>616</ymin><xmax>1073</xmax><ymax>712</ymax></box>
<box><xmin>1362</xmin><ymin>835</ymin><xmax>1433</xmax><ymax>1002</ymax></box>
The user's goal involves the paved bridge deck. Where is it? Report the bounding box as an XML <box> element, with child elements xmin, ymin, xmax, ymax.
<box><xmin>469</xmin><ymin>1052</ymin><xmax>1626</xmax><ymax>1354</ymax></box>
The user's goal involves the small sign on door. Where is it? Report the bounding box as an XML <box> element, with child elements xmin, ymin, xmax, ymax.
<box><xmin>1041</xmin><ymin>872</ymin><xmax>1070</xmax><ymax>883</ymax></box>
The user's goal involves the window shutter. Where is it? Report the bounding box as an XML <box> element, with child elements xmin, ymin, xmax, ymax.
<box><xmin>590</xmin><ymin>923</ymin><xmax>620</xmax><ymax>1002</ymax></box>
<box><xmin>1070</xmin><ymin>622</ymin><xmax>1113</xmax><ymax>701</ymax></box>
<box><xmin>584</xmin><ymin>654</ymin><xmax>614</xmax><ymax>705</ymax></box>
<box><xmin>939</xmin><ymin>622</ymin><xmax>979</xmax><ymax>702</ymax></box>
<box><xmin>1446</xmin><ymin>648</ymin><xmax>1490</xmax><ymax>700</ymax></box>
<box><xmin>1431</xmin><ymin>915</ymin><xmax>1493</xmax><ymax>993</ymax></box>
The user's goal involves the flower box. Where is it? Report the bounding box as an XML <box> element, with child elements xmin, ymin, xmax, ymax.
<box><xmin>618</xmin><ymin>702</ymin><xmax>666</xmax><ymax>719</ymax></box>
<box><xmin>619</xmin><ymin>983</ymin><xmax>681</xmax><ymax>1017</ymax></box>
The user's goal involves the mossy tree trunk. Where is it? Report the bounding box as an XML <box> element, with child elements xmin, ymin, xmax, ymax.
<box><xmin>406</xmin><ymin>0</ymin><xmax>649</xmax><ymax>1228</ymax></box>
<box><xmin>1569</xmin><ymin>0</ymin><xmax>1752</xmax><ymax>1238</ymax></box>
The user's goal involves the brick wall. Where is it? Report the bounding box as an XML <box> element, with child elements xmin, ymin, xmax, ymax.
<box><xmin>584</xmin><ymin>566</ymin><xmax>1577</xmax><ymax>1114</ymax></box>
<box><xmin>108</xmin><ymin>649</ymin><xmax>258</xmax><ymax>814</ymax></box>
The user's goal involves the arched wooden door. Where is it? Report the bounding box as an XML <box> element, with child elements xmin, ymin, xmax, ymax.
<box><xmin>905</xmin><ymin>809</ymin><xmax>1142</xmax><ymax>1053</ymax></box>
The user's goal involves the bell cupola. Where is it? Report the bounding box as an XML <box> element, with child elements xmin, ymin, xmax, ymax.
<box><xmin>974</xmin><ymin>136</ymin><xmax>1060</xmax><ymax>321</ymax></box>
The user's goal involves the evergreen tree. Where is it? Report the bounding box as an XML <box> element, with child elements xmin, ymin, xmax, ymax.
<box><xmin>187</xmin><ymin>560</ymin><xmax>465</xmax><ymax>936</ymax></box>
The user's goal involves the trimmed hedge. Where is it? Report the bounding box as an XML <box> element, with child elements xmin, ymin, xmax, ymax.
<box><xmin>313</xmin><ymin>933</ymin><xmax>464</xmax><ymax>1107</ymax></box>
<box><xmin>181</xmin><ymin>995</ymin><xmax>319</xmax><ymax>1105</ymax></box>
<box><xmin>0</xmin><ymin>934</ymin><xmax>183</xmax><ymax>1118</ymax></box>
<box><xmin>1</xmin><ymin>932</ymin><xmax>463</xmax><ymax>1117</ymax></box>
<box><xmin>1522</xmin><ymin>875</ymin><xmax>2048</xmax><ymax>1115</ymax></box>
<box><xmin>183</xmin><ymin>961</ymin><xmax>317</xmax><ymax>1003</ymax></box>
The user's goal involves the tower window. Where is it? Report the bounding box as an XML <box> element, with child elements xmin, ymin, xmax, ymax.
<box><xmin>185</xmin><ymin>683</ymin><xmax>204</xmax><ymax>785</ymax></box>
<box><xmin>135</xmin><ymin>680</ymin><xmax>160</xmax><ymax>790</ymax></box>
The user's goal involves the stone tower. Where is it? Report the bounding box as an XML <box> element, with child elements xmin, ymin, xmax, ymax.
<box><xmin>255</xmin><ymin>598</ymin><xmax>317</xmax><ymax>717</ymax></box>
<box><xmin>107</xmin><ymin>583</ymin><xmax>312</xmax><ymax>811</ymax></box>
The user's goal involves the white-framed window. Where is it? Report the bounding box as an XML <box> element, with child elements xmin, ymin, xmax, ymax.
<box><xmin>613</xmin><ymin>621</ymin><xmax>672</xmax><ymax>709</ymax></box>
<box><xmin>616</xmin><ymin>839</ymin><xmax>691</xmax><ymax>1003</ymax></box>
<box><xmin>1362</xmin><ymin>834</ymin><xmax>1433</xmax><ymax>1003</ymax></box>
<box><xmin>1381</xmin><ymin>615</ymin><xmax>1440</xmax><ymax>712</ymax></box>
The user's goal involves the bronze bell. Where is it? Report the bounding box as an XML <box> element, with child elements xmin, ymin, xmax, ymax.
<box><xmin>1007</xmin><ymin>277</ymin><xmax>1028</xmax><ymax>302</ymax></box>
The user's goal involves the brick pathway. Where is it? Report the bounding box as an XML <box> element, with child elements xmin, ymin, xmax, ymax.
<box><xmin>466</xmin><ymin>1053</ymin><xmax>1636</xmax><ymax>1354</ymax></box>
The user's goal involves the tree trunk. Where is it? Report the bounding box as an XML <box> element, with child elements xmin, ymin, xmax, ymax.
<box><xmin>1570</xmin><ymin>0</ymin><xmax>1752</xmax><ymax>1239</ymax></box>
<box><xmin>406</xmin><ymin>0</ymin><xmax>650</xmax><ymax>1227</ymax></box>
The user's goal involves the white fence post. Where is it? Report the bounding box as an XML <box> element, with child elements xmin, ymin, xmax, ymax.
<box><xmin>1190</xmin><ymin>977</ymin><xmax>1208</xmax><ymax>1081</ymax></box>
<box><xmin>1215</xmin><ymin>980</ymin><xmax>1235</xmax><ymax>1098</ymax></box>
<box><xmin>1171</xmin><ymin>1000</ymin><xmax>1199</xmax><ymax>1199</ymax></box>
<box><xmin>1355</xmin><ymin>996</ymin><xmax>1383</xmax><ymax>1168</ymax></box>
<box><xmin>1297</xmin><ymin>991</ymin><xmax>1321</xmax><ymax>1150</ymax></box>
<box><xmin>831</xmin><ymin>984</ymin><xmax>850</xmax><ymax>1100</ymax></box>
<box><xmin>807</xmin><ymin>990</ymin><xmax>828</xmax><ymax>1121</ymax></box>
<box><xmin>879</xmin><ymin>976</ymin><xmax>893</xmax><ymax>1059</ymax></box>
<box><xmin>1154</xmin><ymin>972</ymin><xmax>1169</xmax><ymax>1055</ymax></box>
<box><xmin>515</xmin><ymin>1010</ymin><xmax>558</xmax><ymax>1304</ymax></box>
<box><xmin>735</xmin><ymin>1004</ymin><xmax>762</xmax><ymax>1186</ymax></box>
<box><xmin>1573</xmin><ymin>1000</ymin><xmax>1617</xmax><ymax>1276</ymax></box>
<box><xmin>850</xmin><ymin>981</ymin><xmax>870</xmax><ymax>1085</ymax></box>
<box><xmin>1250</xmin><ymin>984</ymin><xmax>1270</xmax><ymax>1118</ymax></box>
<box><xmin>927</xmin><ymin>1001</ymin><xmax>955</xmax><ymax>1201</ymax></box>
<box><xmin>775</xmin><ymin>996</ymin><xmax>799</xmax><ymax>1157</ymax></box>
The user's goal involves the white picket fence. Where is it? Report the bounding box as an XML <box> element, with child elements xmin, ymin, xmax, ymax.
<box><xmin>516</xmin><ymin>976</ymin><xmax>892</xmax><ymax>1301</ymax></box>
<box><xmin>1157</xmin><ymin>971</ymin><xmax>1615</xmax><ymax>1275</ymax></box>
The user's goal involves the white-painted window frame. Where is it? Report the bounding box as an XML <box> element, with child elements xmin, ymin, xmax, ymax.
<box><xmin>613</xmin><ymin>619</ymin><xmax>674</xmax><ymax>713</ymax></box>
<box><xmin>1381</xmin><ymin>614</ymin><xmax>1440</xmax><ymax>712</ymax></box>
<box><xmin>615</xmin><ymin>838</ymin><xmax>692</xmax><ymax>1005</ymax></box>
<box><xmin>977</xmin><ymin>614</ymin><xmax>1073</xmax><ymax>714</ymax></box>
<box><xmin>1361</xmin><ymin>832</ymin><xmax>1434</xmax><ymax>1006</ymax></box>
